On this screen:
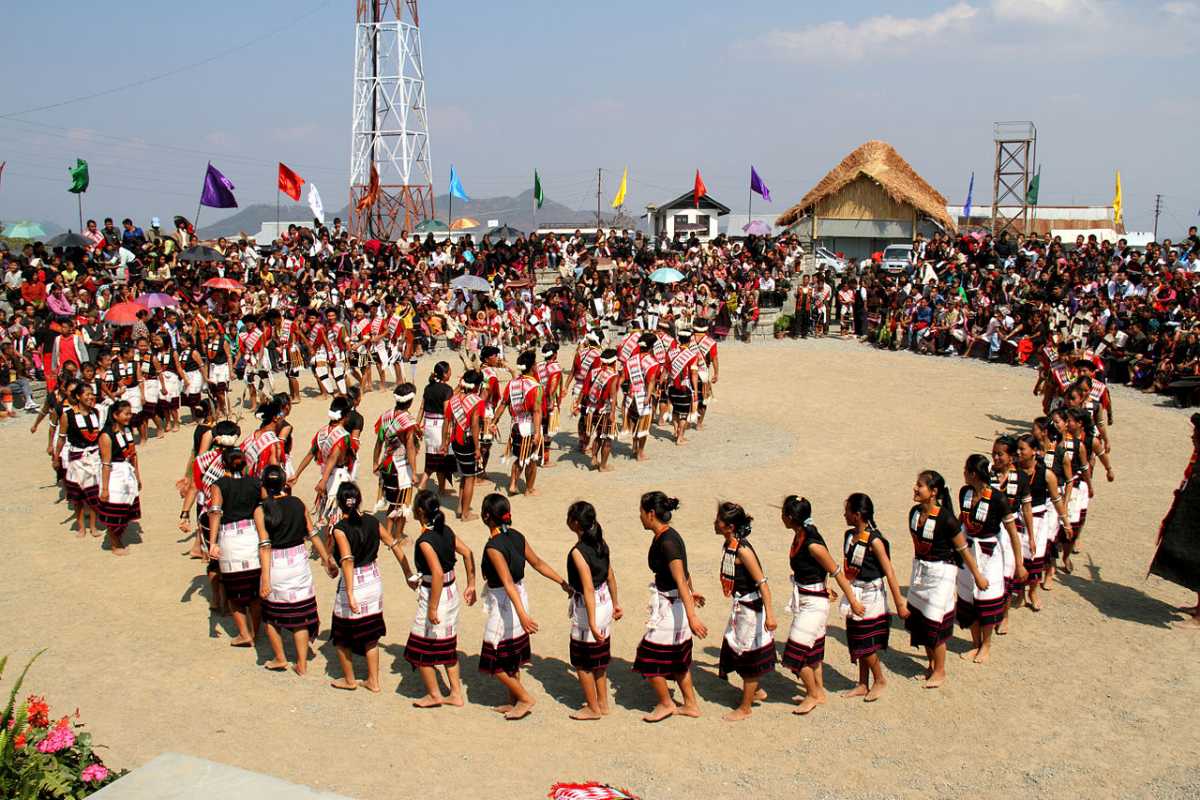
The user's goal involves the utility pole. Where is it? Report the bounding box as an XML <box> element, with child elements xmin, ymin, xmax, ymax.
<box><xmin>595</xmin><ymin>168</ymin><xmax>602</xmax><ymax>230</ymax></box>
<box><xmin>1153</xmin><ymin>193</ymin><xmax>1163</xmax><ymax>241</ymax></box>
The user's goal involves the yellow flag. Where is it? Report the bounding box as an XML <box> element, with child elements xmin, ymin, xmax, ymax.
<box><xmin>1113</xmin><ymin>170</ymin><xmax>1123</xmax><ymax>226</ymax></box>
<box><xmin>611</xmin><ymin>167</ymin><xmax>628</xmax><ymax>209</ymax></box>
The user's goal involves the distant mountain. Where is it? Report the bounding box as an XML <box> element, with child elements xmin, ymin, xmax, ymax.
<box><xmin>202</xmin><ymin>189</ymin><xmax>633</xmax><ymax>239</ymax></box>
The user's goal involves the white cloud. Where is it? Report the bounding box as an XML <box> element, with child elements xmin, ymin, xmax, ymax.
<box><xmin>1162</xmin><ymin>1</ymin><xmax>1198</xmax><ymax>16</ymax></box>
<box><xmin>752</xmin><ymin>2</ymin><xmax>978</xmax><ymax>62</ymax></box>
<box><xmin>991</xmin><ymin>0</ymin><xmax>1106</xmax><ymax>22</ymax></box>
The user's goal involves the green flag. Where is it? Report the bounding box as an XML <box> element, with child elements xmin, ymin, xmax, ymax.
<box><xmin>1025</xmin><ymin>167</ymin><xmax>1040</xmax><ymax>206</ymax></box>
<box><xmin>533</xmin><ymin>170</ymin><xmax>544</xmax><ymax>209</ymax></box>
<box><xmin>68</xmin><ymin>159</ymin><xmax>89</xmax><ymax>194</ymax></box>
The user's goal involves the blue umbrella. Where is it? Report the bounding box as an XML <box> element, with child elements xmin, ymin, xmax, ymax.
<box><xmin>649</xmin><ymin>267</ymin><xmax>685</xmax><ymax>283</ymax></box>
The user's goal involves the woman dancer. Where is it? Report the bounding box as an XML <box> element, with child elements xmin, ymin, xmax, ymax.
<box><xmin>714</xmin><ymin>502</ymin><xmax>776</xmax><ymax>722</ymax></box>
<box><xmin>905</xmin><ymin>471</ymin><xmax>985</xmax><ymax>688</ymax></box>
<box><xmin>1014</xmin><ymin>433</ymin><xmax>1070</xmax><ymax>612</ymax></box>
<box><xmin>403</xmin><ymin>489</ymin><xmax>478</xmax><ymax>708</ymax></box>
<box><xmin>477</xmin><ymin>493</ymin><xmax>569</xmax><ymax>720</ymax></box>
<box><xmin>991</xmin><ymin>436</ymin><xmax>1032</xmax><ymax>632</ymax></box>
<box><xmin>841</xmin><ymin>492</ymin><xmax>907</xmax><ymax>702</ymax></box>
<box><xmin>417</xmin><ymin>362</ymin><xmax>455</xmax><ymax>496</ymax></box>
<box><xmin>565</xmin><ymin>500</ymin><xmax>621</xmax><ymax>721</ymax></box>
<box><xmin>780</xmin><ymin>496</ymin><xmax>860</xmax><ymax>714</ymax></box>
<box><xmin>207</xmin><ymin>447</ymin><xmax>264</xmax><ymax>647</ymax></box>
<box><xmin>257</xmin><ymin>465</ymin><xmax>337</xmax><ymax>675</ymax></box>
<box><xmin>97</xmin><ymin>400</ymin><xmax>141</xmax><ymax>556</ymax></box>
<box><xmin>633</xmin><ymin>491</ymin><xmax>708</xmax><ymax>722</ymax></box>
<box><xmin>57</xmin><ymin>383</ymin><xmax>102</xmax><ymax>539</ymax></box>
<box><xmin>328</xmin><ymin>482</ymin><xmax>412</xmax><ymax>692</ymax></box>
<box><xmin>956</xmin><ymin>454</ymin><xmax>1020</xmax><ymax>664</ymax></box>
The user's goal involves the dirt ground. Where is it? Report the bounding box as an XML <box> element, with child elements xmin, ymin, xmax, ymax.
<box><xmin>2</xmin><ymin>337</ymin><xmax>1197</xmax><ymax>799</ymax></box>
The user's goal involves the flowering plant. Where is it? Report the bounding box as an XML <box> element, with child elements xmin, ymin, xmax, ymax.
<box><xmin>1</xmin><ymin>651</ymin><xmax>123</xmax><ymax>798</ymax></box>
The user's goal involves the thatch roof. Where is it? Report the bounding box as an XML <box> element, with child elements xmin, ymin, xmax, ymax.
<box><xmin>776</xmin><ymin>140</ymin><xmax>956</xmax><ymax>232</ymax></box>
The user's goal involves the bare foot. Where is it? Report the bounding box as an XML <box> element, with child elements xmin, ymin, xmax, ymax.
<box><xmin>443</xmin><ymin>693</ymin><xmax>465</xmax><ymax>707</ymax></box>
<box><xmin>722</xmin><ymin>708</ymin><xmax>752</xmax><ymax>722</ymax></box>
<box><xmin>842</xmin><ymin>684</ymin><xmax>869</xmax><ymax>698</ymax></box>
<box><xmin>794</xmin><ymin>695</ymin><xmax>824</xmax><ymax>715</ymax></box>
<box><xmin>504</xmin><ymin>699</ymin><xmax>534</xmax><ymax>720</ymax></box>
<box><xmin>570</xmin><ymin>707</ymin><xmax>602</xmax><ymax>721</ymax></box>
<box><xmin>413</xmin><ymin>695</ymin><xmax>443</xmax><ymax>708</ymax></box>
<box><xmin>864</xmin><ymin>682</ymin><xmax>887</xmax><ymax>702</ymax></box>
<box><xmin>264</xmin><ymin>660</ymin><xmax>289</xmax><ymax>671</ymax></box>
<box><xmin>642</xmin><ymin>703</ymin><xmax>676</xmax><ymax>723</ymax></box>
<box><xmin>330</xmin><ymin>679</ymin><xmax>357</xmax><ymax>691</ymax></box>
<box><xmin>676</xmin><ymin>703</ymin><xmax>701</xmax><ymax>718</ymax></box>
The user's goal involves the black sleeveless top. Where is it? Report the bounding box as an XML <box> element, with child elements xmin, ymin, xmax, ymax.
<box><xmin>415</xmin><ymin>524</ymin><xmax>457</xmax><ymax>576</ymax></box>
<box><xmin>567</xmin><ymin>540</ymin><xmax>609</xmax><ymax>592</ymax></box>
<box><xmin>483</xmin><ymin>528</ymin><xmax>527</xmax><ymax>588</ymax></box>
<box><xmin>334</xmin><ymin>514</ymin><xmax>381</xmax><ymax>567</ymax></box>
<box><xmin>648</xmin><ymin>527</ymin><xmax>688</xmax><ymax>591</ymax></box>
<box><xmin>789</xmin><ymin>526</ymin><xmax>829</xmax><ymax>584</ymax></box>
<box><xmin>264</xmin><ymin>495</ymin><xmax>307</xmax><ymax>549</ymax></box>
<box><xmin>907</xmin><ymin>504</ymin><xmax>960</xmax><ymax>563</ymax></box>
<box><xmin>215</xmin><ymin>475</ymin><xmax>261</xmax><ymax>524</ymax></box>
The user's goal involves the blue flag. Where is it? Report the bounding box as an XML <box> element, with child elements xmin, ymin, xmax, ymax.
<box><xmin>449</xmin><ymin>165</ymin><xmax>470</xmax><ymax>202</ymax></box>
<box><xmin>962</xmin><ymin>172</ymin><xmax>974</xmax><ymax>220</ymax></box>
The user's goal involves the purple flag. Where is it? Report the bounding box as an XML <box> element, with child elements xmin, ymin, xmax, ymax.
<box><xmin>200</xmin><ymin>162</ymin><xmax>238</xmax><ymax>209</ymax></box>
<box><xmin>750</xmin><ymin>165</ymin><xmax>770</xmax><ymax>202</ymax></box>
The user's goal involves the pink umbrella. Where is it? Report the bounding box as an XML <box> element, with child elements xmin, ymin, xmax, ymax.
<box><xmin>135</xmin><ymin>292</ymin><xmax>179</xmax><ymax>309</ymax></box>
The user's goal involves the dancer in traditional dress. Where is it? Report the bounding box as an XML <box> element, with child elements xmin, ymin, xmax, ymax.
<box><xmin>446</xmin><ymin>370</ymin><xmax>486</xmax><ymax>521</ymax></box>
<box><xmin>576</xmin><ymin>349</ymin><xmax>620</xmax><ymax>472</ymax></box>
<box><xmin>565</xmin><ymin>501</ymin><xmax>621</xmax><ymax>720</ymax></box>
<box><xmin>633</xmin><ymin>491</ymin><xmax>707</xmax><ymax>722</ymax></box>
<box><xmin>207</xmin><ymin>447</ymin><xmax>263</xmax><ymax>647</ymax></box>
<box><xmin>840</xmin><ymin>492</ymin><xmax>907</xmax><ymax>702</ymax></box>
<box><xmin>904</xmin><ymin>471</ymin><xmax>984</xmax><ymax>688</ymax></box>
<box><xmin>1149</xmin><ymin>414</ymin><xmax>1200</xmax><ymax>627</ymax></box>
<box><xmin>779</xmin><ymin>496</ymin><xmax>860</xmax><ymax>714</ymax></box>
<box><xmin>417</xmin><ymin>362</ymin><xmax>455</xmax><ymax>496</ymax></box>
<box><xmin>57</xmin><ymin>382</ymin><xmax>102</xmax><ymax>539</ymax></box>
<box><xmin>491</xmin><ymin>351</ymin><xmax>543</xmax><ymax>496</ymax></box>
<box><xmin>989</xmin><ymin>436</ymin><xmax>1031</xmax><ymax>633</ymax></box>
<box><xmin>291</xmin><ymin>396</ymin><xmax>356</xmax><ymax>534</ymax></box>
<box><xmin>666</xmin><ymin>329</ymin><xmax>700</xmax><ymax>445</ymax></box>
<box><xmin>97</xmin><ymin>400</ymin><xmax>141</xmax><ymax>556</ymax></box>
<box><xmin>328</xmin><ymin>482</ymin><xmax>410</xmax><ymax>692</ymax></box>
<box><xmin>373</xmin><ymin>383</ymin><xmax>421</xmax><ymax>540</ymax></box>
<box><xmin>477</xmin><ymin>493</ymin><xmax>571</xmax><ymax>720</ymax></box>
<box><xmin>404</xmin><ymin>489</ymin><xmax>478</xmax><ymax>707</ymax></box>
<box><xmin>256</xmin><ymin>465</ymin><xmax>337</xmax><ymax>675</ymax></box>
<box><xmin>956</xmin><ymin>454</ymin><xmax>1020</xmax><ymax>664</ymax></box>
<box><xmin>713</xmin><ymin>502</ymin><xmax>776</xmax><ymax>722</ymax></box>
<box><xmin>1014</xmin><ymin>433</ymin><xmax>1069</xmax><ymax>612</ymax></box>
<box><xmin>241</xmin><ymin>400</ymin><xmax>285</xmax><ymax>478</ymax></box>
<box><xmin>622</xmin><ymin>333</ymin><xmax>659</xmax><ymax>461</ymax></box>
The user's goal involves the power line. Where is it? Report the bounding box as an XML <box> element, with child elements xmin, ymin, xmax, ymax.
<box><xmin>1</xmin><ymin>0</ymin><xmax>335</xmax><ymax>120</ymax></box>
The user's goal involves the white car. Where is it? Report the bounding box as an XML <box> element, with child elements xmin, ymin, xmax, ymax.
<box><xmin>880</xmin><ymin>244</ymin><xmax>913</xmax><ymax>274</ymax></box>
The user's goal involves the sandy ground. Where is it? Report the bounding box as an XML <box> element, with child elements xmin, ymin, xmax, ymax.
<box><xmin>2</xmin><ymin>336</ymin><xmax>1198</xmax><ymax>799</ymax></box>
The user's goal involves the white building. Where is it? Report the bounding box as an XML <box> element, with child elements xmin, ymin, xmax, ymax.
<box><xmin>645</xmin><ymin>191</ymin><xmax>730</xmax><ymax>243</ymax></box>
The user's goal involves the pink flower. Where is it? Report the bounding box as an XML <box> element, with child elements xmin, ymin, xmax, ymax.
<box><xmin>81</xmin><ymin>763</ymin><xmax>110</xmax><ymax>782</ymax></box>
<box><xmin>35</xmin><ymin>718</ymin><xmax>75</xmax><ymax>753</ymax></box>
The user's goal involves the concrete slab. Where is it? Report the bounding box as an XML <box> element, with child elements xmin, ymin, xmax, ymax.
<box><xmin>90</xmin><ymin>753</ymin><xmax>354</xmax><ymax>800</ymax></box>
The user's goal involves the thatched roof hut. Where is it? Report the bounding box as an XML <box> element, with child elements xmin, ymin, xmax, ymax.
<box><xmin>776</xmin><ymin>140</ymin><xmax>956</xmax><ymax>236</ymax></box>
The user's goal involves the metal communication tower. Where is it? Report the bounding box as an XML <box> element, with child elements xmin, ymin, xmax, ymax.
<box><xmin>990</xmin><ymin>121</ymin><xmax>1037</xmax><ymax>238</ymax></box>
<box><xmin>350</xmin><ymin>0</ymin><xmax>434</xmax><ymax>240</ymax></box>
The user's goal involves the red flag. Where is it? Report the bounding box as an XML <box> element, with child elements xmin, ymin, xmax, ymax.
<box><xmin>356</xmin><ymin>164</ymin><xmax>379</xmax><ymax>211</ymax></box>
<box><xmin>277</xmin><ymin>162</ymin><xmax>304</xmax><ymax>201</ymax></box>
<box><xmin>693</xmin><ymin>169</ymin><xmax>707</xmax><ymax>208</ymax></box>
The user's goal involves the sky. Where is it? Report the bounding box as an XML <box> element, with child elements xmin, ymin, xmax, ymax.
<box><xmin>1</xmin><ymin>0</ymin><xmax>1197</xmax><ymax>234</ymax></box>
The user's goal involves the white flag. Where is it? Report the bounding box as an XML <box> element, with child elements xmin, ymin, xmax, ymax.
<box><xmin>308</xmin><ymin>183</ymin><xmax>325</xmax><ymax>224</ymax></box>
